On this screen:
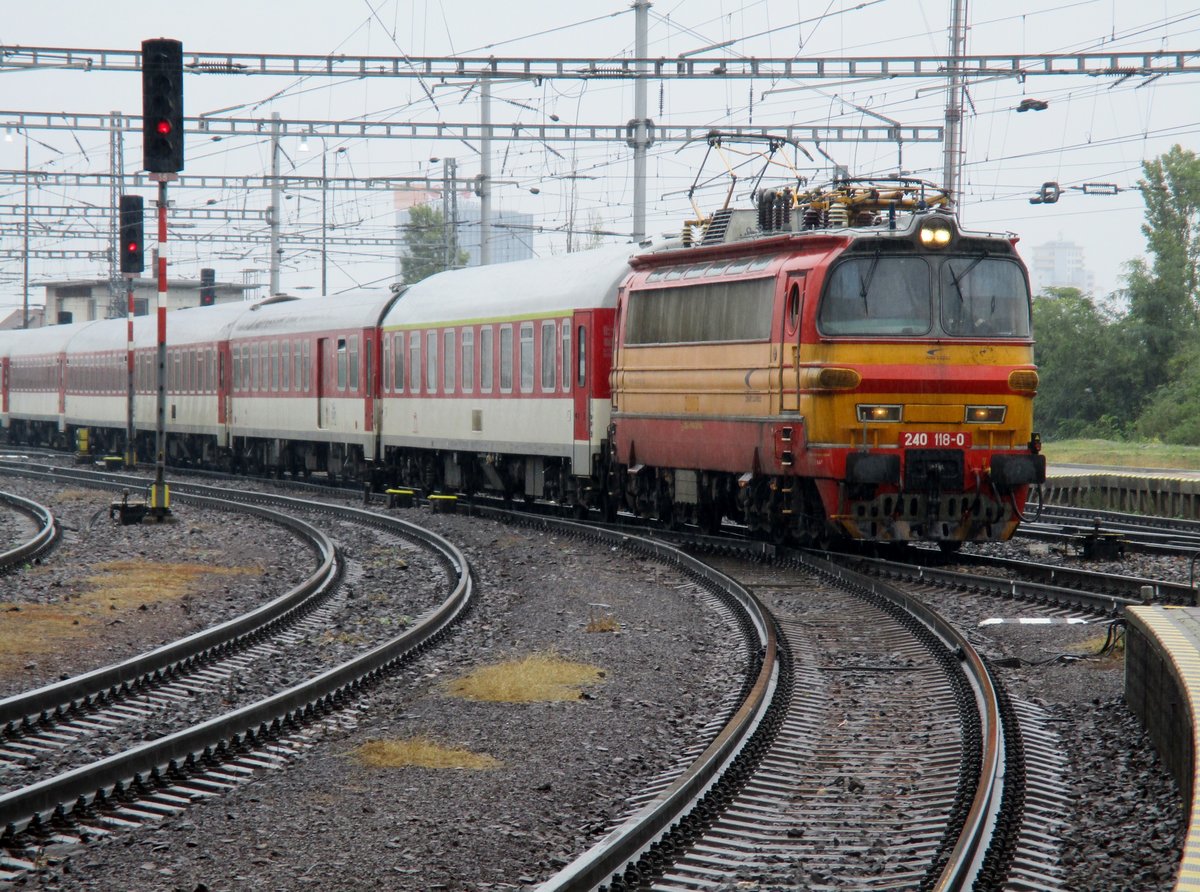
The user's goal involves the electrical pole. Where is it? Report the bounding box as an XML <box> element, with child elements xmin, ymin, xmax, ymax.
<box><xmin>269</xmin><ymin>111</ymin><xmax>281</xmax><ymax>294</ymax></box>
<box><xmin>942</xmin><ymin>0</ymin><xmax>967</xmax><ymax>211</ymax></box>
<box><xmin>479</xmin><ymin>76</ymin><xmax>492</xmax><ymax>266</ymax></box>
<box><xmin>631</xmin><ymin>0</ymin><xmax>651</xmax><ymax>241</ymax></box>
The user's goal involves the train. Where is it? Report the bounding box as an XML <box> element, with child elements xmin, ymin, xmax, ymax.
<box><xmin>0</xmin><ymin>174</ymin><xmax>1044</xmax><ymax>547</ymax></box>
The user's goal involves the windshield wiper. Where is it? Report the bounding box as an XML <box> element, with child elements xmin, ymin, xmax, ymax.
<box><xmin>947</xmin><ymin>252</ymin><xmax>989</xmax><ymax>303</ymax></box>
<box><xmin>858</xmin><ymin>249</ymin><xmax>882</xmax><ymax>312</ymax></box>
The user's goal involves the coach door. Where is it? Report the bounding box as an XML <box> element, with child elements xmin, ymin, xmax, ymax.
<box><xmin>571</xmin><ymin>311</ymin><xmax>594</xmax><ymax>469</ymax></box>
<box><xmin>316</xmin><ymin>337</ymin><xmax>330</xmax><ymax>429</ymax></box>
<box><xmin>1</xmin><ymin>357</ymin><xmax>8</xmax><ymax>417</ymax></box>
<box><xmin>781</xmin><ymin>273</ymin><xmax>806</xmax><ymax>413</ymax></box>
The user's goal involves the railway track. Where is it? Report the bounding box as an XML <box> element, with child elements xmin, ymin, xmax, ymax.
<box><xmin>0</xmin><ymin>465</ymin><xmax>474</xmax><ymax>883</ymax></box>
<box><xmin>528</xmin><ymin>526</ymin><xmax>1050</xmax><ymax>891</ymax></box>
<box><xmin>0</xmin><ymin>491</ymin><xmax>58</xmax><ymax>573</ymax></box>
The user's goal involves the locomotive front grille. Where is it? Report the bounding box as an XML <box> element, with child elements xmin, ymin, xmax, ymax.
<box><xmin>904</xmin><ymin>448</ymin><xmax>965</xmax><ymax>491</ymax></box>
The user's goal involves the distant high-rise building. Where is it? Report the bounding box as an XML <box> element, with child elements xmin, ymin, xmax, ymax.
<box><xmin>1029</xmin><ymin>236</ymin><xmax>1094</xmax><ymax>296</ymax></box>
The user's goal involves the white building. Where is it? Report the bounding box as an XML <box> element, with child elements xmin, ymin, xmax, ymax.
<box><xmin>1030</xmin><ymin>236</ymin><xmax>1095</xmax><ymax>296</ymax></box>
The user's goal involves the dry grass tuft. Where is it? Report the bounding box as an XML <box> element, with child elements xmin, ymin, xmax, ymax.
<box><xmin>446</xmin><ymin>651</ymin><xmax>606</xmax><ymax>703</ymax></box>
<box><xmin>350</xmin><ymin>736</ymin><xmax>499</xmax><ymax>770</ymax></box>
<box><xmin>585</xmin><ymin>611</ymin><xmax>620</xmax><ymax>633</ymax></box>
<box><xmin>54</xmin><ymin>487</ymin><xmax>96</xmax><ymax>502</ymax></box>
<box><xmin>0</xmin><ymin>559</ymin><xmax>261</xmax><ymax>674</ymax></box>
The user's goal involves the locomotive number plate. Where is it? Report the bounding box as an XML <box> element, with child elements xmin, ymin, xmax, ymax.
<box><xmin>902</xmin><ymin>431</ymin><xmax>971</xmax><ymax>448</ymax></box>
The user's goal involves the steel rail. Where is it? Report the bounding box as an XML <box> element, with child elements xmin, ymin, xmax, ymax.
<box><xmin>526</xmin><ymin>519</ymin><xmax>777</xmax><ymax>892</ymax></box>
<box><xmin>844</xmin><ymin>552</ymin><xmax>1137</xmax><ymax>614</ymax></box>
<box><xmin>0</xmin><ymin>491</ymin><xmax>57</xmax><ymax>571</ymax></box>
<box><xmin>803</xmin><ymin>552</ymin><xmax>1006</xmax><ymax>891</ymax></box>
<box><xmin>0</xmin><ymin>470</ymin><xmax>338</xmax><ymax>730</ymax></box>
<box><xmin>0</xmin><ymin>488</ymin><xmax>471</xmax><ymax>839</ymax></box>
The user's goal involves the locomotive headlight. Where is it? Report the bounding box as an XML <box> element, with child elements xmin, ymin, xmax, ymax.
<box><xmin>965</xmin><ymin>405</ymin><xmax>1006</xmax><ymax>423</ymax></box>
<box><xmin>856</xmin><ymin>404</ymin><xmax>902</xmax><ymax>422</ymax></box>
<box><xmin>918</xmin><ymin>218</ymin><xmax>953</xmax><ymax>248</ymax></box>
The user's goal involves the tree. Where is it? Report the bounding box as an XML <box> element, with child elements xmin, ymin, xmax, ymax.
<box><xmin>400</xmin><ymin>203</ymin><xmax>469</xmax><ymax>285</ymax></box>
<box><xmin>1032</xmin><ymin>288</ymin><xmax>1140</xmax><ymax>439</ymax></box>
<box><xmin>1124</xmin><ymin>145</ymin><xmax>1200</xmax><ymax>391</ymax></box>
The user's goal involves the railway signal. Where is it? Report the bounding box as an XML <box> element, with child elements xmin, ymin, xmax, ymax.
<box><xmin>141</xmin><ymin>38</ymin><xmax>184</xmax><ymax>174</ymax></box>
<box><xmin>118</xmin><ymin>194</ymin><xmax>144</xmax><ymax>274</ymax></box>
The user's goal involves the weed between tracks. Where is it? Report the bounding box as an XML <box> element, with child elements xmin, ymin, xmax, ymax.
<box><xmin>445</xmin><ymin>651</ymin><xmax>606</xmax><ymax>703</ymax></box>
<box><xmin>349</xmin><ymin>736</ymin><xmax>499</xmax><ymax>770</ymax></box>
<box><xmin>0</xmin><ymin>558</ymin><xmax>261</xmax><ymax>674</ymax></box>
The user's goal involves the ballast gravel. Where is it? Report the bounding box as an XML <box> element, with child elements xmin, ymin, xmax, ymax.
<box><xmin>0</xmin><ymin>476</ymin><xmax>1187</xmax><ymax>890</ymax></box>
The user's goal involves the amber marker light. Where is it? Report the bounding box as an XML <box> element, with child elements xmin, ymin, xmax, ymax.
<box><xmin>803</xmin><ymin>367</ymin><xmax>862</xmax><ymax>391</ymax></box>
<box><xmin>1008</xmin><ymin>370</ymin><xmax>1040</xmax><ymax>393</ymax></box>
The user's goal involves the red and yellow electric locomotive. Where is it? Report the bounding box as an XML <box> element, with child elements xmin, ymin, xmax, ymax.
<box><xmin>607</xmin><ymin>176</ymin><xmax>1044</xmax><ymax>547</ymax></box>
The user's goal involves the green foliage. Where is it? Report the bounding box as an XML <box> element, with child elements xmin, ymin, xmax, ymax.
<box><xmin>1135</xmin><ymin>340</ymin><xmax>1200</xmax><ymax>444</ymax></box>
<box><xmin>1124</xmin><ymin>145</ymin><xmax>1200</xmax><ymax>390</ymax></box>
<box><xmin>400</xmin><ymin>203</ymin><xmax>470</xmax><ymax>285</ymax></box>
<box><xmin>1032</xmin><ymin>289</ymin><xmax>1140</xmax><ymax>440</ymax></box>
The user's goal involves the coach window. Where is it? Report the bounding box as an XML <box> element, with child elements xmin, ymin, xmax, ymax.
<box><xmin>561</xmin><ymin>318</ymin><xmax>570</xmax><ymax>391</ymax></box>
<box><xmin>443</xmin><ymin>329</ymin><xmax>456</xmax><ymax>393</ymax></box>
<box><xmin>297</xmin><ymin>342</ymin><xmax>306</xmax><ymax>392</ymax></box>
<box><xmin>393</xmin><ymin>333</ymin><xmax>405</xmax><ymax>392</ymax></box>
<box><xmin>480</xmin><ymin>327</ymin><xmax>494</xmax><ymax>392</ymax></box>
<box><xmin>540</xmin><ymin>321</ymin><xmax>556</xmax><ymax>391</ymax></box>
<box><xmin>499</xmin><ymin>325</ymin><xmax>513</xmax><ymax>392</ymax></box>
<box><xmin>349</xmin><ymin>335</ymin><xmax>360</xmax><ymax>393</ymax></box>
<box><xmin>426</xmin><ymin>330</ymin><xmax>438</xmax><ymax>393</ymax></box>
<box><xmin>262</xmin><ymin>344</ymin><xmax>270</xmax><ymax>391</ymax></box>
<box><xmin>520</xmin><ymin>322</ymin><xmax>534</xmax><ymax>393</ymax></box>
<box><xmin>461</xmin><ymin>328</ymin><xmax>474</xmax><ymax>393</ymax></box>
<box><xmin>576</xmin><ymin>325</ymin><xmax>587</xmax><ymax>387</ymax></box>
<box><xmin>271</xmin><ymin>341</ymin><xmax>280</xmax><ymax>391</ymax></box>
<box><xmin>409</xmin><ymin>332</ymin><xmax>421</xmax><ymax>394</ymax></box>
<box><xmin>336</xmin><ymin>338</ymin><xmax>347</xmax><ymax>391</ymax></box>
<box><xmin>251</xmin><ymin>344</ymin><xmax>260</xmax><ymax>391</ymax></box>
<box><xmin>281</xmin><ymin>341</ymin><xmax>291</xmax><ymax>391</ymax></box>
<box><xmin>240</xmin><ymin>345</ymin><xmax>249</xmax><ymax>390</ymax></box>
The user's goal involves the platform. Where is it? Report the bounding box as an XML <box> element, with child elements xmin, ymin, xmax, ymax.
<box><xmin>1044</xmin><ymin>465</ymin><xmax>1200</xmax><ymax>519</ymax></box>
<box><xmin>1125</xmin><ymin>605</ymin><xmax>1200</xmax><ymax>889</ymax></box>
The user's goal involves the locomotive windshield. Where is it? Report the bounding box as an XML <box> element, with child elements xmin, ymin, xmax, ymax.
<box><xmin>818</xmin><ymin>254</ymin><xmax>1030</xmax><ymax>338</ymax></box>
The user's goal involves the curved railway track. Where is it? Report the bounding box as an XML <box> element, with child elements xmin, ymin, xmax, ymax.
<box><xmin>529</xmin><ymin>530</ymin><xmax>1023</xmax><ymax>891</ymax></box>
<box><xmin>0</xmin><ymin>465</ymin><xmax>473</xmax><ymax>882</ymax></box>
<box><xmin>0</xmin><ymin>491</ymin><xmax>58</xmax><ymax>572</ymax></box>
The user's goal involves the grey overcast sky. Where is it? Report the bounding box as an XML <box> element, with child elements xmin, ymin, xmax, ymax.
<box><xmin>2</xmin><ymin>1</ymin><xmax>1197</xmax><ymax>304</ymax></box>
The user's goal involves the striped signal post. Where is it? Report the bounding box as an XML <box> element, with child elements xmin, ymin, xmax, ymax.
<box><xmin>149</xmin><ymin>176</ymin><xmax>171</xmax><ymax>517</ymax></box>
<box><xmin>141</xmin><ymin>37</ymin><xmax>183</xmax><ymax>518</ymax></box>
<box><xmin>118</xmin><ymin>194</ymin><xmax>144</xmax><ymax>468</ymax></box>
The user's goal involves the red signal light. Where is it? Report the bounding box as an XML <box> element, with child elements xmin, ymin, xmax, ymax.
<box><xmin>155</xmin><ymin>119</ymin><xmax>172</xmax><ymax>136</ymax></box>
<box><xmin>126</xmin><ymin>241</ymin><xmax>139</xmax><ymax>254</ymax></box>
